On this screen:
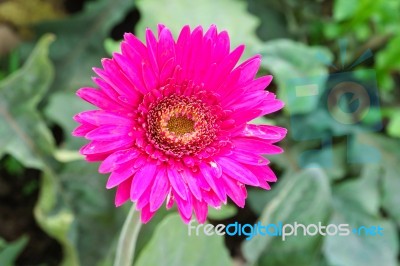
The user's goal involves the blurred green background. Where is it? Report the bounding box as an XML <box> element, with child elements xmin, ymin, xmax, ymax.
<box><xmin>0</xmin><ymin>0</ymin><xmax>399</xmax><ymax>265</ymax></box>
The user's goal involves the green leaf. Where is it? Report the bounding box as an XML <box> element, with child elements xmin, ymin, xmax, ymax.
<box><xmin>299</xmin><ymin>143</ymin><xmax>347</xmax><ymax>181</ymax></box>
<box><xmin>208</xmin><ymin>204</ymin><xmax>237</xmax><ymax>220</ymax></box>
<box><xmin>0</xmin><ymin>34</ymin><xmax>55</xmax><ymax>169</ymax></box>
<box><xmin>242</xmin><ymin>168</ymin><xmax>331</xmax><ymax>265</ymax></box>
<box><xmin>54</xmin><ymin>149</ymin><xmax>84</xmax><ymax>162</ymax></box>
<box><xmin>259</xmin><ymin>39</ymin><xmax>332</xmax><ymax>114</ymax></box>
<box><xmin>357</xmin><ymin>134</ymin><xmax>400</xmax><ymax>226</ymax></box>
<box><xmin>333</xmin><ymin>0</ymin><xmax>359</xmax><ymax>21</ymax></box>
<box><xmin>0</xmin><ymin>236</ymin><xmax>29</xmax><ymax>266</ymax></box>
<box><xmin>247</xmin><ymin>0</ymin><xmax>290</xmax><ymax>41</ymax></box>
<box><xmin>32</xmin><ymin>0</ymin><xmax>135</xmax><ymax>91</ymax></box>
<box><xmin>135</xmin><ymin>214</ymin><xmax>232</xmax><ymax>266</ymax></box>
<box><xmin>34</xmin><ymin>170</ymin><xmax>79</xmax><ymax>266</ymax></box>
<box><xmin>104</xmin><ymin>38</ymin><xmax>121</xmax><ymax>55</ymax></box>
<box><xmin>387</xmin><ymin>110</ymin><xmax>400</xmax><ymax>138</ymax></box>
<box><xmin>44</xmin><ymin>91</ymin><xmax>91</xmax><ymax>150</ymax></box>
<box><xmin>376</xmin><ymin>34</ymin><xmax>400</xmax><ymax>92</ymax></box>
<box><xmin>135</xmin><ymin>0</ymin><xmax>261</xmax><ymax>52</ymax></box>
<box><xmin>333</xmin><ymin>165</ymin><xmax>381</xmax><ymax>217</ymax></box>
<box><xmin>323</xmin><ymin>165</ymin><xmax>398</xmax><ymax>266</ymax></box>
<box><xmin>56</xmin><ymin>161</ymin><xmax>125</xmax><ymax>266</ymax></box>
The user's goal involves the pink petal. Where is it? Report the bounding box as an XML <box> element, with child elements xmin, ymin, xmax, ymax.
<box><xmin>216</xmin><ymin>157</ymin><xmax>259</xmax><ymax>186</ymax></box>
<box><xmin>106</xmin><ymin>162</ymin><xmax>137</xmax><ymax>189</ymax></box>
<box><xmin>74</xmin><ymin>110</ymin><xmax>132</xmax><ymax>126</ymax></box>
<box><xmin>145</xmin><ymin>28</ymin><xmax>159</xmax><ymax>74</ymax></box>
<box><xmin>130</xmin><ymin>162</ymin><xmax>157</xmax><ymax>201</ymax></box>
<box><xmin>94</xmin><ymin>60</ymin><xmax>139</xmax><ymax>101</ymax></box>
<box><xmin>230</xmin><ymin>150</ymin><xmax>269</xmax><ymax>165</ymax></box>
<box><xmin>80</xmin><ymin>139</ymin><xmax>133</xmax><ymax>155</ymax></box>
<box><xmin>149</xmin><ymin>166</ymin><xmax>170</xmax><ymax>212</ymax></box>
<box><xmin>229</xmin><ymin>109</ymin><xmax>262</xmax><ymax>125</ymax></box>
<box><xmin>99</xmin><ymin>148</ymin><xmax>140</xmax><ymax>173</ymax></box>
<box><xmin>241</xmin><ymin>124</ymin><xmax>287</xmax><ymax>143</ymax></box>
<box><xmin>236</xmin><ymin>55</ymin><xmax>261</xmax><ymax>84</ymax></box>
<box><xmin>158</xmin><ymin>27</ymin><xmax>176</xmax><ymax>71</ymax></box>
<box><xmin>112</xmin><ymin>52</ymin><xmax>148</xmax><ymax>95</ymax></box>
<box><xmin>207</xmin><ymin>45</ymin><xmax>245</xmax><ymax>89</ymax></box>
<box><xmin>186</xmin><ymin>26</ymin><xmax>203</xmax><ymax>81</ymax></box>
<box><xmin>72</xmin><ymin>124</ymin><xmax>96</xmax><ymax>137</ymax></box>
<box><xmin>246</xmin><ymin>164</ymin><xmax>277</xmax><ymax>183</ymax></box>
<box><xmin>222</xmin><ymin>176</ymin><xmax>246</xmax><ymax>207</ymax></box>
<box><xmin>193</xmin><ymin>198</ymin><xmax>208</xmax><ymax>223</ymax></box>
<box><xmin>85</xmin><ymin>152</ymin><xmax>109</xmax><ymax>162</ymax></box>
<box><xmin>182</xmin><ymin>169</ymin><xmax>202</xmax><ymax>201</ymax></box>
<box><xmin>175</xmin><ymin>192</ymin><xmax>192</xmax><ymax>220</ymax></box>
<box><xmin>233</xmin><ymin>137</ymin><xmax>284</xmax><ymax>154</ymax></box>
<box><xmin>115</xmin><ymin>178</ymin><xmax>132</xmax><ymax>207</ymax></box>
<box><xmin>201</xmin><ymin>190</ymin><xmax>222</xmax><ymax>208</ymax></box>
<box><xmin>76</xmin><ymin>87</ymin><xmax>123</xmax><ymax>110</ymax></box>
<box><xmin>136</xmin><ymin>183</ymin><xmax>152</xmax><ymax>210</ymax></box>
<box><xmin>213</xmin><ymin>31</ymin><xmax>230</xmax><ymax>63</ymax></box>
<box><xmin>167</xmin><ymin>168</ymin><xmax>188</xmax><ymax>200</ymax></box>
<box><xmin>85</xmin><ymin>125</ymin><xmax>132</xmax><ymax>141</ymax></box>
<box><xmin>141</xmin><ymin>62</ymin><xmax>158</xmax><ymax>91</ymax></box>
<box><xmin>199</xmin><ymin>163</ymin><xmax>227</xmax><ymax>203</ymax></box>
<box><xmin>175</xmin><ymin>25</ymin><xmax>191</xmax><ymax>66</ymax></box>
<box><xmin>204</xmin><ymin>24</ymin><xmax>217</xmax><ymax>43</ymax></box>
<box><xmin>141</xmin><ymin>204</ymin><xmax>156</xmax><ymax>223</ymax></box>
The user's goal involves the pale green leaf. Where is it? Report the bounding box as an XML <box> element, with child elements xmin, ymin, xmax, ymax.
<box><xmin>387</xmin><ymin>110</ymin><xmax>400</xmax><ymax>138</ymax></box>
<box><xmin>0</xmin><ymin>236</ymin><xmax>29</xmax><ymax>266</ymax></box>
<box><xmin>34</xmin><ymin>171</ymin><xmax>79</xmax><ymax>266</ymax></box>
<box><xmin>357</xmin><ymin>134</ymin><xmax>400</xmax><ymax>226</ymax></box>
<box><xmin>208</xmin><ymin>204</ymin><xmax>237</xmax><ymax>220</ymax></box>
<box><xmin>135</xmin><ymin>0</ymin><xmax>261</xmax><ymax>52</ymax></box>
<box><xmin>104</xmin><ymin>38</ymin><xmax>121</xmax><ymax>55</ymax></box>
<box><xmin>44</xmin><ymin>91</ymin><xmax>91</xmax><ymax>150</ymax></box>
<box><xmin>259</xmin><ymin>39</ymin><xmax>332</xmax><ymax>114</ymax></box>
<box><xmin>135</xmin><ymin>214</ymin><xmax>232</xmax><ymax>266</ymax></box>
<box><xmin>333</xmin><ymin>0</ymin><xmax>358</xmax><ymax>21</ymax></box>
<box><xmin>0</xmin><ymin>34</ymin><xmax>55</xmax><ymax>169</ymax></box>
<box><xmin>323</xmin><ymin>165</ymin><xmax>398</xmax><ymax>266</ymax></box>
<box><xmin>242</xmin><ymin>168</ymin><xmax>331</xmax><ymax>265</ymax></box>
<box><xmin>32</xmin><ymin>0</ymin><xmax>135</xmax><ymax>91</ymax></box>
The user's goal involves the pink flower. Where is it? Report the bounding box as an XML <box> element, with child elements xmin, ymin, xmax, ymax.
<box><xmin>73</xmin><ymin>24</ymin><xmax>287</xmax><ymax>223</ymax></box>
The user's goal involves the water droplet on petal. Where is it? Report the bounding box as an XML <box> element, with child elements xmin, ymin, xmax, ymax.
<box><xmin>118</xmin><ymin>95</ymin><xmax>129</xmax><ymax>103</ymax></box>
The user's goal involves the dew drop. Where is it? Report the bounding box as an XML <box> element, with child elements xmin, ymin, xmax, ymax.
<box><xmin>118</xmin><ymin>95</ymin><xmax>129</xmax><ymax>103</ymax></box>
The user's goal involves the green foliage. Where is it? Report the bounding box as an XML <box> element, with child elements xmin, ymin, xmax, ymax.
<box><xmin>0</xmin><ymin>236</ymin><xmax>29</xmax><ymax>266</ymax></box>
<box><xmin>376</xmin><ymin>34</ymin><xmax>400</xmax><ymax>92</ymax></box>
<box><xmin>135</xmin><ymin>214</ymin><xmax>232</xmax><ymax>266</ymax></box>
<box><xmin>135</xmin><ymin>0</ymin><xmax>261</xmax><ymax>52</ymax></box>
<box><xmin>1</xmin><ymin>0</ymin><xmax>400</xmax><ymax>265</ymax></box>
<box><xmin>259</xmin><ymin>39</ymin><xmax>332</xmax><ymax>114</ymax></box>
<box><xmin>243</xmin><ymin>168</ymin><xmax>331</xmax><ymax>265</ymax></box>
<box><xmin>208</xmin><ymin>204</ymin><xmax>237</xmax><ymax>220</ymax></box>
<box><xmin>323</xmin><ymin>165</ymin><xmax>398</xmax><ymax>266</ymax></box>
<box><xmin>31</xmin><ymin>0</ymin><xmax>135</xmax><ymax>91</ymax></box>
<box><xmin>0</xmin><ymin>34</ymin><xmax>55</xmax><ymax>169</ymax></box>
<box><xmin>45</xmin><ymin>91</ymin><xmax>90</xmax><ymax>150</ymax></box>
<box><xmin>34</xmin><ymin>171</ymin><xmax>79</xmax><ymax>266</ymax></box>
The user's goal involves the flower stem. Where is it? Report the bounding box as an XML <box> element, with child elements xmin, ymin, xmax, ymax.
<box><xmin>113</xmin><ymin>204</ymin><xmax>142</xmax><ymax>266</ymax></box>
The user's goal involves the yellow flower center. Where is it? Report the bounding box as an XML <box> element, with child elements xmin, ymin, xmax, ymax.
<box><xmin>167</xmin><ymin>116</ymin><xmax>195</xmax><ymax>135</ymax></box>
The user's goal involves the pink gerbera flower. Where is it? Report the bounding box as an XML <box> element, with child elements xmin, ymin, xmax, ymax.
<box><xmin>73</xmin><ymin>24</ymin><xmax>287</xmax><ymax>223</ymax></box>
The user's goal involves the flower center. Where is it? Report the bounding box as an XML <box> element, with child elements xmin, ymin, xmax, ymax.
<box><xmin>146</xmin><ymin>94</ymin><xmax>218</xmax><ymax>157</ymax></box>
<box><xmin>167</xmin><ymin>116</ymin><xmax>195</xmax><ymax>135</ymax></box>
